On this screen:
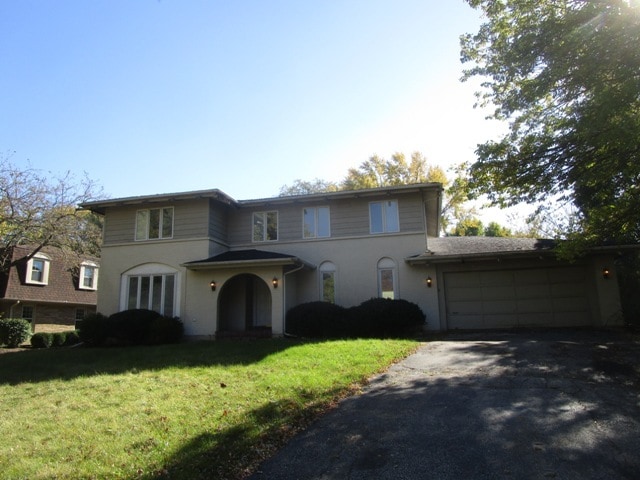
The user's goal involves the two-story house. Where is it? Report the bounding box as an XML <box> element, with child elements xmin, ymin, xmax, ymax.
<box><xmin>0</xmin><ymin>245</ymin><xmax>99</xmax><ymax>332</ymax></box>
<box><xmin>80</xmin><ymin>183</ymin><xmax>624</xmax><ymax>338</ymax></box>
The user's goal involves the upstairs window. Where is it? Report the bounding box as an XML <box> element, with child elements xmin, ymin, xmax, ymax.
<box><xmin>26</xmin><ymin>254</ymin><xmax>50</xmax><ymax>285</ymax></box>
<box><xmin>136</xmin><ymin>207</ymin><xmax>174</xmax><ymax>240</ymax></box>
<box><xmin>303</xmin><ymin>207</ymin><xmax>330</xmax><ymax>238</ymax></box>
<box><xmin>370</xmin><ymin>200</ymin><xmax>399</xmax><ymax>234</ymax></box>
<box><xmin>253</xmin><ymin>211</ymin><xmax>278</xmax><ymax>242</ymax></box>
<box><xmin>79</xmin><ymin>262</ymin><xmax>99</xmax><ymax>290</ymax></box>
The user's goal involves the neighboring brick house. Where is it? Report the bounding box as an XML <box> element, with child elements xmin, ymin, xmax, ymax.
<box><xmin>80</xmin><ymin>183</ymin><xmax>627</xmax><ymax>339</ymax></box>
<box><xmin>0</xmin><ymin>245</ymin><xmax>99</xmax><ymax>332</ymax></box>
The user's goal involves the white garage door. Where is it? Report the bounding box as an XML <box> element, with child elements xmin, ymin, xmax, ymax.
<box><xmin>444</xmin><ymin>266</ymin><xmax>592</xmax><ymax>329</ymax></box>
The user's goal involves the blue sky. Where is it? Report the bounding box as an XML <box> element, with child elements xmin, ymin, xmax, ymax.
<box><xmin>1</xmin><ymin>0</ymin><xmax>505</xmax><ymax>205</ymax></box>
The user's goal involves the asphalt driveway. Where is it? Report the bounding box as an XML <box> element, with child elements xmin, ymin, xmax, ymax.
<box><xmin>249</xmin><ymin>330</ymin><xmax>640</xmax><ymax>479</ymax></box>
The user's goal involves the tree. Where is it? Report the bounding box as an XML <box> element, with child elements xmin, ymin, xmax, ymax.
<box><xmin>0</xmin><ymin>153</ymin><xmax>103</xmax><ymax>271</ymax></box>
<box><xmin>452</xmin><ymin>217</ymin><xmax>484</xmax><ymax>237</ymax></box>
<box><xmin>461</xmin><ymin>0</ymin><xmax>640</xmax><ymax>245</ymax></box>
<box><xmin>485</xmin><ymin>221</ymin><xmax>512</xmax><ymax>237</ymax></box>
<box><xmin>279</xmin><ymin>178</ymin><xmax>339</xmax><ymax>196</ymax></box>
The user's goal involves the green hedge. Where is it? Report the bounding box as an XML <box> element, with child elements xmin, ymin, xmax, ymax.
<box><xmin>0</xmin><ymin>318</ymin><xmax>32</xmax><ymax>348</ymax></box>
<box><xmin>31</xmin><ymin>332</ymin><xmax>53</xmax><ymax>349</ymax></box>
<box><xmin>286</xmin><ymin>298</ymin><xmax>426</xmax><ymax>339</ymax></box>
<box><xmin>77</xmin><ymin>310</ymin><xmax>183</xmax><ymax>347</ymax></box>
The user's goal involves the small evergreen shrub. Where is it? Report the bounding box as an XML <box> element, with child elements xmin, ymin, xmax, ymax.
<box><xmin>286</xmin><ymin>301</ymin><xmax>349</xmax><ymax>338</ymax></box>
<box><xmin>77</xmin><ymin>313</ymin><xmax>110</xmax><ymax>346</ymax></box>
<box><xmin>51</xmin><ymin>332</ymin><xmax>67</xmax><ymax>347</ymax></box>
<box><xmin>286</xmin><ymin>299</ymin><xmax>426</xmax><ymax>339</ymax></box>
<box><xmin>349</xmin><ymin>298</ymin><xmax>426</xmax><ymax>338</ymax></box>
<box><xmin>64</xmin><ymin>330</ymin><xmax>81</xmax><ymax>346</ymax></box>
<box><xmin>108</xmin><ymin>309</ymin><xmax>163</xmax><ymax>345</ymax></box>
<box><xmin>31</xmin><ymin>332</ymin><xmax>53</xmax><ymax>349</ymax></box>
<box><xmin>77</xmin><ymin>310</ymin><xmax>183</xmax><ymax>346</ymax></box>
<box><xmin>0</xmin><ymin>318</ymin><xmax>32</xmax><ymax>347</ymax></box>
<box><xmin>146</xmin><ymin>315</ymin><xmax>184</xmax><ymax>344</ymax></box>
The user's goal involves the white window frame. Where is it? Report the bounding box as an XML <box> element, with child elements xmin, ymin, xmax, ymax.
<box><xmin>79</xmin><ymin>261</ymin><xmax>99</xmax><ymax>290</ymax></box>
<box><xmin>21</xmin><ymin>305</ymin><xmax>35</xmax><ymax>322</ymax></box>
<box><xmin>120</xmin><ymin>264</ymin><xmax>180</xmax><ymax>317</ymax></box>
<box><xmin>369</xmin><ymin>200</ymin><xmax>400</xmax><ymax>234</ymax></box>
<box><xmin>26</xmin><ymin>254</ymin><xmax>50</xmax><ymax>285</ymax></box>
<box><xmin>303</xmin><ymin>206</ymin><xmax>330</xmax><ymax>239</ymax></box>
<box><xmin>252</xmin><ymin>211</ymin><xmax>278</xmax><ymax>242</ymax></box>
<box><xmin>377</xmin><ymin>257</ymin><xmax>398</xmax><ymax>299</ymax></box>
<box><xmin>319</xmin><ymin>261</ymin><xmax>337</xmax><ymax>303</ymax></box>
<box><xmin>135</xmin><ymin>207</ymin><xmax>174</xmax><ymax>241</ymax></box>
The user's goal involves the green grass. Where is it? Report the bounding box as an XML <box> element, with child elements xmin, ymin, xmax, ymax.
<box><xmin>0</xmin><ymin>338</ymin><xmax>418</xmax><ymax>479</ymax></box>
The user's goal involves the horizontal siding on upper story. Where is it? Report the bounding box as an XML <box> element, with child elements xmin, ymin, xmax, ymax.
<box><xmin>102</xmin><ymin>199</ymin><xmax>212</xmax><ymax>245</ymax></box>
<box><xmin>227</xmin><ymin>191</ymin><xmax>427</xmax><ymax>245</ymax></box>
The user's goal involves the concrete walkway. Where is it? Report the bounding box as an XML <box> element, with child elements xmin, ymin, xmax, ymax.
<box><xmin>249</xmin><ymin>330</ymin><xmax>640</xmax><ymax>479</ymax></box>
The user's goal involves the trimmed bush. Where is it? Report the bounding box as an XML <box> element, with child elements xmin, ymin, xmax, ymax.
<box><xmin>286</xmin><ymin>299</ymin><xmax>426</xmax><ymax>339</ymax></box>
<box><xmin>109</xmin><ymin>309</ymin><xmax>162</xmax><ymax>345</ymax></box>
<box><xmin>349</xmin><ymin>298</ymin><xmax>426</xmax><ymax>338</ymax></box>
<box><xmin>0</xmin><ymin>318</ymin><xmax>32</xmax><ymax>348</ymax></box>
<box><xmin>147</xmin><ymin>315</ymin><xmax>184</xmax><ymax>345</ymax></box>
<box><xmin>51</xmin><ymin>332</ymin><xmax>67</xmax><ymax>347</ymax></box>
<box><xmin>64</xmin><ymin>330</ymin><xmax>81</xmax><ymax>346</ymax></box>
<box><xmin>31</xmin><ymin>332</ymin><xmax>53</xmax><ymax>349</ymax></box>
<box><xmin>286</xmin><ymin>301</ymin><xmax>349</xmax><ymax>338</ymax></box>
<box><xmin>77</xmin><ymin>310</ymin><xmax>183</xmax><ymax>347</ymax></box>
<box><xmin>77</xmin><ymin>313</ymin><xmax>110</xmax><ymax>346</ymax></box>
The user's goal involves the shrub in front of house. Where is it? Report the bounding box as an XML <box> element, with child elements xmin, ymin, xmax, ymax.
<box><xmin>146</xmin><ymin>315</ymin><xmax>184</xmax><ymax>345</ymax></box>
<box><xmin>64</xmin><ymin>330</ymin><xmax>81</xmax><ymax>346</ymax></box>
<box><xmin>0</xmin><ymin>318</ymin><xmax>32</xmax><ymax>348</ymax></box>
<box><xmin>77</xmin><ymin>313</ymin><xmax>110</xmax><ymax>346</ymax></box>
<box><xmin>286</xmin><ymin>301</ymin><xmax>349</xmax><ymax>338</ymax></box>
<box><xmin>77</xmin><ymin>310</ymin><xmax>184</xmax><ymax>346</ymax></box>
<box><xmin>286</xmin><ymin>299</ymin><xmax>426</xmax><ymax>339</ymax></box>
<box><xmin>349</xmin><ymin>298</ymin><xmax>426</xmax><ymax>338</ymax></box>
<box><xmin>51</xmin><ymin>332</ymin><xmax>67</xmax><ymax>347</ymax></box>
<box><xmin>31</xmin><ymin>332</ymin><xmax>54</xmax><ymax>349</ymax></box>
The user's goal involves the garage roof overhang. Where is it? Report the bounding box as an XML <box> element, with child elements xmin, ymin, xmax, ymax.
<box><xmin>182</xmin><ymin>249</ymin><xmax>316</xmax><ymax>271</ymax></box>
<box><xmin>405</xmin><ymin>237</ymin><xmax>640</xmax><ymax>266</ymax></box>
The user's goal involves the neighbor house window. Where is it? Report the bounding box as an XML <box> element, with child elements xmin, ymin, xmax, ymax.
<box><xmin>79</xmin><ymin>262</ymin><xmax>99</xmax><ymax>290</ymax></box>
<box><xmin>377</xmin><ymin>258</ymin><xmax>397</xmax><ymax>299</ymax></box>
<box><xmin>135</xmin><ymin>207</ymin><xmax>174</xmax><ymax>240</ymax></box>
<box><xmin>26</xmin><ymin>254</ymin><xmax>50</xmax><ymax>285</ymax></box>
<box><xmin>253</xmin><ymin>211</ymin><xmax>278</xmax><ymax>242</ymax></box>
<box><xmin>303</xmin><ymin>207</ymin><xmax>330</xmax><ymax>238</ymax></box>
<box><xmin>75</xmin><ymin>309</ymin><xmax>86</xmax><ymax>321</ymax></box>
<box><xmin>126</xmin><ymin>273</ymin><xmax>176</xmax><ymax>316</ymax></box>
<box><xmin>319</xmin><ymin>261</ymin><xmax>336</xmax><ymax>303</ymax></box>
<box><xmin>21</xmin><ymin>305</ymin><xmax>35</xmax><ymax>322</ymax></box>
<box><xmin>369</xmin><ymin>200</ymin><xmax>399</xmax><ymax>234</ymax></box>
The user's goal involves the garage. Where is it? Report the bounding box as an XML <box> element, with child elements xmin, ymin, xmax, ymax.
<box><xmin>444</xmin><ymin>266</ymin><xmax>593</xmax><ymax>329</ymax></box>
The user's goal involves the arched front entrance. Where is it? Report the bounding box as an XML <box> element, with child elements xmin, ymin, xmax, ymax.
<box><xmin>217</xmin><ymin>274</ymin><xmax>272</xmax><ymax>338</ymax></box>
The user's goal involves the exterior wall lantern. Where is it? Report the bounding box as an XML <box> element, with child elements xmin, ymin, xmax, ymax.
<box><xmin>426</xmin><ymin>276</ymin><xmax>433</xmax><ymax>288</ymax></box>
<box><xmin>272</xmin><ymin>276</ymin><xmax>278</xmax><ymax>288</ymax></box>
<box><xmin>210</xmin><ymin>280</ymin><xmax>217</xmax><ymax>291</ymax></box>
<box><xmin>602</xmin><ymin>268</ymin><xmax>610</xmax><ymax>279</ymax></box>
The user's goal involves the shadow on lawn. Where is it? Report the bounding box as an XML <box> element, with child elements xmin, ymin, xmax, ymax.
<box><xmin>0</xmin><ymin>338</ymin><xmax>304</xmax><ymax>385</ymax></box>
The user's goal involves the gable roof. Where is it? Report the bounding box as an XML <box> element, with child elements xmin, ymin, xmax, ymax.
<box><xmin>0</xmin><ymin>245</ymin><xmax>98</xmax><ymax>305</ymax></box>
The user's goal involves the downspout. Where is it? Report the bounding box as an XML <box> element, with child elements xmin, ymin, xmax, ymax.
<box><xmin>282</xmin><ymin>263</ymin><xmax>305</xmax><ymax>337</ymax></box>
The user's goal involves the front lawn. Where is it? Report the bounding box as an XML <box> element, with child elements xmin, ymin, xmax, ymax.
<box><xmin>0</xmin><ymin>338</ymin><xmax>418</xmax><ymax>479</ymax></box>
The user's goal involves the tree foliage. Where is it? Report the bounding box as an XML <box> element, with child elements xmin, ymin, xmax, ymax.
<box><xmin>461</xmin><ymin>0</ymin><xmax>640</xmax><ymax>244</ymax></box>
<box><xmin>279</xmin><ymin>151</ymin><xmax>474</xmax><ymax>234</ymax></box>
<box><xmin>0</xmin><ymin>153</ymin><xmax>103</xmax><ymax>271</ymax></box>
